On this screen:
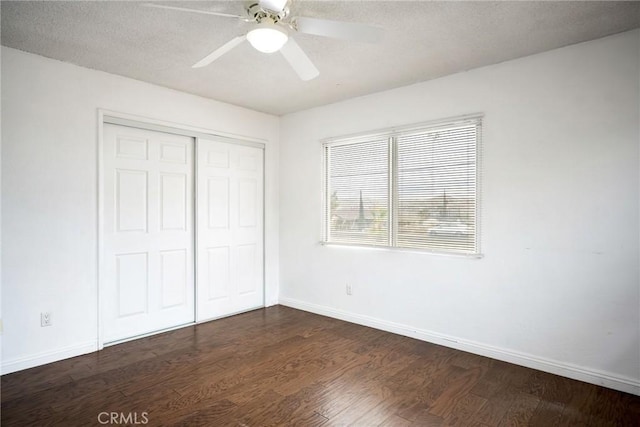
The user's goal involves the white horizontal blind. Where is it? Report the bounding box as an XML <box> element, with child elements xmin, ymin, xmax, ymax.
<box><xmin>324</xmin><ymin>116</ymin><xmax>480</xmax><ymax>255</ymax></box>
<box><xmin>325</xmin><ymin>138</ymin><xmax>389</xmax><ymax>246</ymax></box>
<box><xmin>396</xmin><ymin>123</ymin><xmax>478</xmax><ymax>253</ymax></box>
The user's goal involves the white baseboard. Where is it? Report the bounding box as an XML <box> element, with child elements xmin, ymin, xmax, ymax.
<box><xmin>1</xmin><ymin>341</ymin><xmax>98</xmax><ymax>375</ymax></box>
<box><xmin>279</xmin><ymin>297</ymin><xmax>640</xmax><ymax>396</ymax></box>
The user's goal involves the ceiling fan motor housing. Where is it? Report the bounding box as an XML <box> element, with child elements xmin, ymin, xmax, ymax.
<box><xmin>246</xmin><ymin>2</ymin><xmax>289</xmax><ymax>23</ymax></box>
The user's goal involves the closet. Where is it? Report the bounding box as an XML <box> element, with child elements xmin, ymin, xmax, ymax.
<box><xmin>102</xmin><ymin>121</ymin><xmax>264</xmax><ymax>344</ymax></box>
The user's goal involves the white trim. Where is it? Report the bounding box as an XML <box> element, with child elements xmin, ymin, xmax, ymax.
<box><xmin>100</xmin><ymin>109</ymin><xmax>267</xmax><ymax>148</ymax></box>
<box><xmin>196</xmin><ymin>305</ymin><xmax>265</xmax><ymax>324</ymax></box>
<box><xmin>319</xmin><ymin>241</ymin><xmax>484</xmax><ymax>259</ymax></box>
<box><xmin>321</xmin><ymin>113</ymin><xmax>484</xmax><ymax>146</ymax></box>
<box><xmin>194</xmin><ymin>139</ymin><xmax>201</xmax><ymax>324</ymax></box>
<box><xmin>279</xmin><ymin>297</ymin><xmax>640</xmax><ymax>396</ymax></box>
<box><xmin>97</xmin><ymin>110</ymin><xmax>106</xmax><ymax>350</ymax></box>
<box><xmin>104</xmin><ymin>322</ymin><xmax>195</xmax><ymax>347</ymax></box>
<box><xmin>321</xmin><ymin>144</ymin><xmax>329</xmax><ymax>242</ymax></box>
<box><xmin>475</xmin><ymin>121</ymin><xmax>483</xmax><ymax>254</ymax></box>
<box><xmin>262</xmin><ymin>147</ymin><xmax>267</xmax><ymax>309</ymax></box>
<box><xmin>1</xmin><ymin>341</ymin><xmax>98</xmax><ymax>375</ymax></box>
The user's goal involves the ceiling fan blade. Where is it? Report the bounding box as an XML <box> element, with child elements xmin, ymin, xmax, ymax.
<box><xmin>294</xmin><ymin>16</ymin><xmax>383</xmax><ymax>43</ymax></box>
<box><xmin>280</xmin><ymin>38</ymin><xmax>319</xmax><ymax>81</ymax></box>
<box><xmin>192</xmin><ymin>36</ymin><xmax>246</xmax><ymax>68</ymax></box>
<box><xmin>142</xmin><ymin>3</ymin><xmax>243</xmax><ymax>19</ymax></box>
<box><xmin>259</xmin><ymin>0</ymin><xmax>288</xmax><ymax>13</ymax></box>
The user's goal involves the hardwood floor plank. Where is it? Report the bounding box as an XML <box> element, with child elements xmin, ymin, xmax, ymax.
<box><xmin>40</xmin><ymin>377</ymin><xmax>113</xmax><ymax>412</ymax></box>
<box><xmin>469</xmin><ymin>376</ymin><xmax>502</xmax><ymax>400</ymax></box>
<box><xmin>410</xmin><ymin>409</ymin><xmax>444</xmax><ymax>426</ymax></box>
<box><xmin>314</xmin><ymin>378</ymin><xmax>380</xmax><ymax>419</ymax></box>
<box><xmin>587</xmin><ymin>386</ymin><xmax>629</xmax><ymax>427</ymax></box>
<box><xmin>497</xmin><ymin>390</ymin><xmax>540</xmax><ymax>426</ymax></box>
<box><xmin>442</xmin><ymin>392</ymin><xmax>487</xmax><ymax>426</ymax></box>
<box><xmin>223</xmin><ymin>343</ymin><xmax>329</xmax><ymax>404</ymax></box>
<box><xmin>557</xmin><ymin>381</ymin><xmax>597</xmax><ymax>426</ymax></box>
<box><xmin>472</xmin><ymin>384</ymin><xmax>519</xmax><ymax>425</ymax></box>
<box><xmin>395</xmin><ymin>364</ymin><xmax>466</xmax><ymax>422</ymax></box>
<box><xmin>385</xmin><ymin>349</ymin><xmax>451</xmax><ymax>396</ymax></box>
<box><xmin>0</xmin><ymin>404</ymin><xmax>55</xmax><ymax>427</ymax></box>
<box><xmin>2</xmin><ymin>305</ymin><xmax>638</xmax><ymax>427</ymax></box>
<box><xmin>230</xmin><ymin>389</ymin><xmax>287</xmax><ymax>427</ymax></box>
<box><xmin>272</xmin><ymin>347</ymin><xmax>361</xmax><ymax>396</ymax></box>
<box><xmin>1</xmin><ymin>369</ymin><xmax>76</xmax><ymax>402</ymax></box>
<box><xmin>379</xmin><ymin>414</ymin><xmax>414</xmax><ymax>426</ymax></box>
<box><xmin>619</xmin><ymin>392</ymin><xmax>640</xmax><ymax>426</ymax></box>
<box><xmin>428</xmin><ymin>366</ymin><xmax>484</xmax><ymax>418</ymax></box>
<box><xmin>266</xmin><ymin>381</ymin><xmax>332</xmax><ymax>424</ymax></box>
<box><xmin>349</xmin><ymin>394</ymin><xmax>413</xmax><ymax>426</ymax></box>
<box><xmin>162</xmin><ymin>398</ymin><xmax>237</xmax><ymax>426</ymax></box>
<box><xmin>326</xmin><ymin>392</ymin><xmax>388</xmax><ymax>425</ymax></box>
<box><xmin>528</xmin><ymin>400</ymin><xmax>564</xmax><ymax>426</ymax></box>
<box><xmin>46</xmin><ymin>389</ymin><xmax>129</xmax><ymax>426</ymax></box>
<box><xmin>113</xmin><ymin>384</ymin><xmax>182</xmax><ymax>416</ymax></box>
<box><xmin>448</xmin><ymin>350</ymin><xmax>494</xmax><ymax>371</ymax></box>
<box><xmin>523</xmin><ymin>370</ymin><xmax>574</xmax><ymax>405</ymax></box>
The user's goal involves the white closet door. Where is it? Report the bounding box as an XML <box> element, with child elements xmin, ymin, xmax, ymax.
<box><xmin>103</xmin><ymin>124</ymin><xmax>194</xmax><ymax>343</ymax></box>
<box><xmin>197</xmin><ymin>139</ymin><xmax>264</xmax><ymax>321</ymax></box>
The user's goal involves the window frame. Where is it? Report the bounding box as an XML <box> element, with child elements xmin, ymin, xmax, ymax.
<box><xmin>322</xmin><ymin>114</ymin><xmax>483</xmax><ymax>258</ymax></box>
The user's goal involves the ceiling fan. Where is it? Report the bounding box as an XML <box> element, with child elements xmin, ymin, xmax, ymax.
<box><xmin>143</xmin><ymin>0</ymin><xmax>383</xmax><ymax>81</ymax></box>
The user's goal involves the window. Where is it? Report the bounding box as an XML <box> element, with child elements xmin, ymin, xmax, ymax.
<box><xmin>323</xmin><ymin>115</ymin><xmax>481</xmax><ymax>255</ymax></box>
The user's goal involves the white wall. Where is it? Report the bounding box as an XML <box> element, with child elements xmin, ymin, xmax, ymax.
<box><xmin>1</xmin><ymin>47</ymin><xmax>280</xmax><ymax>372</ymax></box>
<box><xmin>279</xmin><ymin>30</ymin><xmax>640</xmax><ymax>394</ymax></box>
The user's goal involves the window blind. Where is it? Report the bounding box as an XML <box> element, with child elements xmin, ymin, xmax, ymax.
<box><xmin>325</xmin><ymin>137</ymin><xmax>389</xmax><ymax>246</ymax></box>
<box><xmin>323</xmin><ymin>116</ymin><xmax>481</xmax><ymax>255</ymax></box>
<box><xmin>395</xmin><ymin>124</ymin><xmax>478</xmax><ymax>253</ymax></box>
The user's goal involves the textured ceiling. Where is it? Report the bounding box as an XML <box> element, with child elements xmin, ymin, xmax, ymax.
<box><xmin>2</xmin><ymin>1</ymin><xmax>639</xmax><ymax>115</ymax></box>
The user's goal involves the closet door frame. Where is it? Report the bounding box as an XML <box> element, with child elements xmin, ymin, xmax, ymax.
<box><xmin>97</xmin><ymin>109</ymin><xmax>266</xmax><ymax>350</ymax></box>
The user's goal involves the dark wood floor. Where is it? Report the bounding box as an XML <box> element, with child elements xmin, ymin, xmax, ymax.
<box><xmin>2</xmin><ymin>306</ymin><xmax>638</xmax><ymax>426</ymax></box>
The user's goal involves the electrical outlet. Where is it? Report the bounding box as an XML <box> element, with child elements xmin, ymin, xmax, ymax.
<box><xmin>41</xmin><ymin>312</ymin><xmax>52</xmax><ymax>327</ymax></box>
<box><xmin>346</xmin><ymin>284</ymin><xmax>353</xmax><ymax>295</ymax></box>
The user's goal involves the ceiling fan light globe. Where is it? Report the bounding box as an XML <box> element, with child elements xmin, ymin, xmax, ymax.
<box><xmin>247</xmin><ymin>24</ymin><xmax>288</xmax><ymax>53</ymax></box>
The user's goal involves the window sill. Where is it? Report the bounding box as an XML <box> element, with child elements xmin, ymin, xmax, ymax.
<box><xmin>319</xmin><ymin>241</ymin><xmax>484</xmax><ymax>259</ymax></box>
